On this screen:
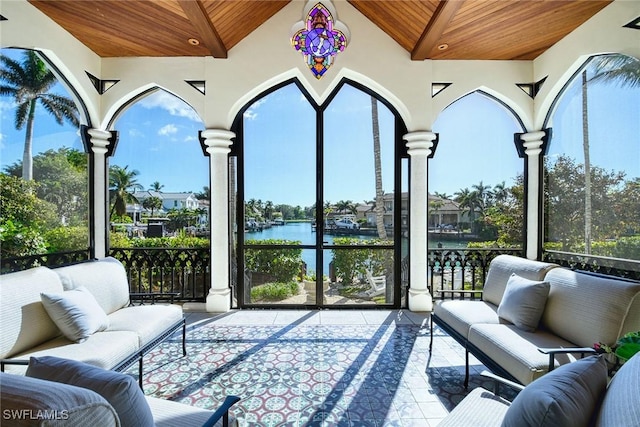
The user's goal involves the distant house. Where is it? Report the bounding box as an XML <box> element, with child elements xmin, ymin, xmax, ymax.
<box><xmin>357</xmin><ymin>192</ymin><xmax>466</xmax><ymax>230</ymax></box>
<box><xmin>127</xmin><ymin>191</ymin><xmax>201</xmax><ymax>223</ymax></box>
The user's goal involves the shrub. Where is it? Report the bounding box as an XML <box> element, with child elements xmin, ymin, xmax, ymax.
<box><xmin>44</xmin><ymin>226</ymin><xmax>89</xmax><ymax>252</ymax></box>
<box><xmin>0</xmin><ymin>219</ymin><xmax>46</xmax><ymax>257</ymax></box>
<box><xmin>615</xmin><ymin>236</ymin><xmax>640</xmax><ymax>260</ymax></box>
<box><xmin>245</xmin><ymin>239</ymin><xmax>303</xmax><ymax>282</ymax></box>
<box><xmin>250</xmin><ymin>281</ymin><xmax>299</xmax><ymax>302</ymax></box>
<box><xmin>331</xmin><ymin>238</ymin><xmax>392</xmax><ymax>285</ymax></box>
<box><xmin>110</xmin><ymin>232</ymin><xmax>132</xmax><ymax>248</ymax></box>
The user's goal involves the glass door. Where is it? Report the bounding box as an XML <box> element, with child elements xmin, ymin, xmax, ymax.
<box><xmin>238</xmin><ymin>81</ymin><xmax>401</xmax><ymax>308</ymax></box>
<box><xmin>241</xmin><ymin>83</ymin><xmax>317</xmax><ymax>306</ymax></box>
<box><xmin>321</xmin><ymin>84</ymin><xmax>396</xmax><ymax>306</ymax></box>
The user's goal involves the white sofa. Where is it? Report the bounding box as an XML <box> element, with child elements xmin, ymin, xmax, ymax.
<box><xmin>0</xmin><ymin>257</ymin><xmax>185</xmax><ymax>385</ymax></box>
<box><xmin>431</xmin><ymin>254</ymin><xmax>640</xmax><ymax>385</ymax></box>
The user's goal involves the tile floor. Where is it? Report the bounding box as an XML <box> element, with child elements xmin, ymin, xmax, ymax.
<box><xmin>139</xmin><ymin>309</ymin><xmax>491</xmax><ymax>427</ymax></box>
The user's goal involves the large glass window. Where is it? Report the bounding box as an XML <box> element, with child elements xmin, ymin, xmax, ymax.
<box><xmin>431</xmin><ymin>92</ymin><xmax>524</xmax><ymax>249</ymax></box>
<box><xmin>545</xmin><ymin>54</ymin><xmax>640</xmax><ymax>265</ymax></box>
<box><xmin>0</xmin><ymin>48</ymin><xmax>87</xmax><ymax>266</ymax></box>
<box><xmin>109</xmin><ymin>89</ymin><xmax>207</xmax><ymax>244</ymax></box>
<box><xmin>237</xmin><ymin>80</ymin><xmax>404</xmax><ymax>307</ymax></box>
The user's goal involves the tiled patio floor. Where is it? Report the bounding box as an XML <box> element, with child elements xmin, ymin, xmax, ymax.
<box><xmin>139</xmin><ymin>309</ymin><xmax>495</xmax><ymax>427</ymax></box>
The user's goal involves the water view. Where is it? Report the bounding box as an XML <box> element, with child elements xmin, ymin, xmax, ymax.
<box><xmin>245</xmin><ymin>222</ymin><xmax>471</xmax><ymax>275</ymax></box>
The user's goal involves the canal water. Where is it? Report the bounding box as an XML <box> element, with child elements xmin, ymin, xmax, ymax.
<box><xmin>244</xmin><ymin>222</ymin><xmax>470</xmax><ymax>275</ymax></box>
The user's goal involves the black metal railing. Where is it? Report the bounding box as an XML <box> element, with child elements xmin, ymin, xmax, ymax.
<box><xmin>1</xmin><ymin>249</ymin><xmax>91</xmax><ymax>274</ymax></box>
<box><xmin>9</xmin><ymin>247</ymin><xmax>639</xmax><ymax>305</ymax></box>
<box><xmin>427</xmin><ymin>247</ymin><xmax>524</xmax><ymax>299</ymax></box>
<box><xmin>543</xmin><ymin>250</ymin><xmax>640</xmax><ymax>282</ymax></box>
<box><xmin>109</xmin><ymin>247</ymin><xmax>210</xmax><ymax>302</ymax></box>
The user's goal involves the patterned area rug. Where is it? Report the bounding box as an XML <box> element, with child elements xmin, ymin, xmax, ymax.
<box><xmin>132</xmin><ymin>322</ymin><xmax>513</xmax><ymax>426</ymax></box>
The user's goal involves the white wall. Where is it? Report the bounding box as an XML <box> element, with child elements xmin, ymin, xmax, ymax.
<box><xmin>2</xmin><ymin>0</ymin><xmax>638</xmax><ymax>133</ymax></box>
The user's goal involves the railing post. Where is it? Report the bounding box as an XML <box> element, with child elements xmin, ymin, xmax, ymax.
<box><xmin>404</xmin><ymin>131</ymin><xmax>437</xmax><ymax>312</ymax></box>
<box><xmin>520</xmin><ymin>131</ymin><xmax>546</xmax><ymax>260</ymax></box>
<box><xmin>202</xmin><ymin>129</ymin><xmax>235</xmax><ymax>312</ymax></box>
<box><xmin>87</xmin><ymin>128</ymin><xmax>113</xmax><ymax>259</ymax></box>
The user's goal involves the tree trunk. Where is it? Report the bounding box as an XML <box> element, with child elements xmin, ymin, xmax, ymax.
<box><xmin>22</xmin><ymin>101</ymin><xmax>37</xmax><ymax>181</ymax></box>
<box><xmin>371</xmin><ymin>96</ymin><xmax>386</xmax><ymax>239</ymax></box>
<box><xmin>582</xmin><ymin>70</ymin><xmax>592</xmax><ymax>254</ymax></box>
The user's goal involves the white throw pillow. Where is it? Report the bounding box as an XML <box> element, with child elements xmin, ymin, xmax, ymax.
<box><xmin>41</xmin><ymin>286</ymin><xmax>109</xmax><ymax>342</ymax></box>
<box><xmin>497</xmin><ymin>273</ymin><xmax>550</xmax><ymax>332</ymax></box>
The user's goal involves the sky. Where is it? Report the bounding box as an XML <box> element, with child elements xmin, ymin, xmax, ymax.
<box><xmin>1</xmin><ymin>48</ymin><xmax>638</xmax><ymax>208</ymax></box>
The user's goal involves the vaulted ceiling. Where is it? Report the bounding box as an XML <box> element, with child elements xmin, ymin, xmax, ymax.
<box><xmin>28</xmin><ymin>0</ymin><xmax>612</xmax><ymax>61</ymax></box>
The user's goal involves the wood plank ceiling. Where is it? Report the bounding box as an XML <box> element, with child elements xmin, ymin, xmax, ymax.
<box><xmin>27</xmin><ymin>0</ymin><xmax>612</xmax><ymax>60</ymax></box>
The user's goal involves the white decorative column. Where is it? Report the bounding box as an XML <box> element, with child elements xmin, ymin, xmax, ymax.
<box><xmin>521</xmin><ymin>131</ymin><xmax>546</xmax><ymax>260</ymax></box>
<box><xmin>404</xmin><ymin>131</ymin><xmax>437</xmax><ymax>312</ymax></box>
<box><xmin>87</xmin><ymin>128</ymin><xmax>112</xmax><ymax>259</ymax></box>
<box><xmin>202</xmin><ymin>129</ymin><xmax>235</xmax><ymax>312</ymax></box>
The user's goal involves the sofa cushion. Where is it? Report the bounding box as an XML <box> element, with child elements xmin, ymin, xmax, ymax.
<box><xmin>0</xmin><ymin>266</ymin><xmax>64</xmax><ymax>359</ymax></box>
<box><xmin>433</xmin><ymin>300</ymin><xmax>500</xmax><ymax>339</ymax></box>
<box><xmin>107</xmin><ymin>304</ymin><xmax>184</xmax><ymax>347</ymax></box>
<box><xmin>27</xmin><ymin>356</ymin><xmax>154</xmax><ymax>427</ymax></box>
<box><xmin>497</xmin><ymin>273</ymin><xmax>549</xmax><ymax>332</ymax></box>
<box><xmin>41</xmin><ymin>286</ymin><xmax>109</xmax><ymax>343</ymax></box>
<box><xmin>437</xmin><ymin>387</ymin><xmax>511</xmax><ymax>427</ymax></box>
<box><xmin>468</xmin><ymin>324</ymin><xmax>580</xmax><ymax>385</ymax></box>
<box><xmin>3</xmin><ymin>330</ymin><xmax>140</xmax><ymax>375</ymax></box>
<box><xmin>542</xmin><ymin>268</ymin><xmax>640</xmax><ymax>348</ymax></box>
<box><xmin>482</xmin><ymin>255</ymin><xmax>557</xmax><ymax>306</ymax></box>
<box><xmin>0</xmin><ymin>372</ymin><xmax>119</xmax><ymax>427</ymax></box>
<box><xmin>55</xmin><ymin>257</ymin><xmax>130</xmax><ymax>314</ymax></box>
<box><xmin>502</xmin><ymin>355</ymin><xmax>608</xmax><ymax>427</ymax></box>
<box><xmin>595</xmin><ymin>353</ymin><xmax>640</xmax><ymax>427</ymax></box>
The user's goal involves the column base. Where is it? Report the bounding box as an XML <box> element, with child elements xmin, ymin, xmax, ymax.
<box><xmin>205</xmin><ymin>288</ymin><xmax>232</xmax><ymax>313</ymax></box>
<box><xmin>408</xmin><ymin>288</ymin><xmax>433</xmax><ymax>312</ymax></box>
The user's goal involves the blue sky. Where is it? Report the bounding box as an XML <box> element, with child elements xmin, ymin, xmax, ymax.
<box><xmin>1</xmin><ymin>48</ymin><xmax>638</xmax><ymax>207</ymax></box>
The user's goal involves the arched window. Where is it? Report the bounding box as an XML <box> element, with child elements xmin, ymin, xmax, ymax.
<box><xmin>0</xmin><ymin>48</ymin><xmax>87</xmax><ymax>269</ymax></box>
<box><xmin>431</xmin><ymin>92</ymin><xmax>524</xmax><ymax>248</ymax></box>
<box><xmin>545</xmin><ymin>54</ymin><xmax>640</xmax><ymax>271</ymax></box>
<box><xmin>109</xmin><ymin>89</ymin><xmax>207</xmax><ymax>243</ymax></box>
<box><xmin>233</xmin><ymin>79</ymin><xmax>407</xmax><ymax>308</ymax></box>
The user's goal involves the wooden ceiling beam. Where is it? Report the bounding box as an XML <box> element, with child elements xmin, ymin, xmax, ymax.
<box><xmin>411</xmin><ymin>0</ymin><xmax>464</xmax><ymax>60</ymax></box>
<box><xmin>178</xmin><ymin>0</ymin><xmax>227</xmax><ymax>58</ymax></box>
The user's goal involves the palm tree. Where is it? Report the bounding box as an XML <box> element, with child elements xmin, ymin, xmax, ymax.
<box><xmin>589</xmin><ymin>55</ymin><xmax>640</xmax><ymax>88</ymax></box>
<box><xmin>264</xmin><ymin>200</ymin><xmax>274</xmax><ymax>221</ymax></box>
<box><xmin>195</xmin><ymin>186</ymin><xmax>210</xmax><ymax>200</ymax></box>
<box><xmin>454</xmin><ymin>187</ymin><xmax>475</xmax><ymax>226</ymax></box>
<box><xmin>371</xmin><ymin>96</ymin><xmax>387</xmax><ymax>239</ymax></box>
<box><xmin>472</xmin><ymin>181</ymin><xmax>492</xmax><ymax>215</ymax></box>
<box><xmin>149</xmin><ymin>181</ymin><xmax>164</xmax><ymax>192</ymax></box>
<box><xmin>142</xmin><ymin>196</ymin><xmax>163</xmax><ymax>217</ymax></box>
<box><xmin>109</xmin><ymin>165</ymin><xmax>143</xmax><ymax>219</ymax></box>
<box><xmin>0</xmin><ymin>51</ymin><xmax>79</xmax><ymax>181</ymax></box>
<box><xmin>493</xmin><ymin>182</ymin><xmax>509</xmax><ymax>204</ymax></box>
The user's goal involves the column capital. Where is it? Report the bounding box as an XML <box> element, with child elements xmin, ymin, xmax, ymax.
<box><xmin>520</xmin><ymin>130</ymin><xmax>546</xmax><ymax>156</ymax></box>
<box><xmin>87</xmin><ymin>128</ymin><xmax>112</xmax><ymax>155</ymax></box>
<box><xmin>201</xmin><ymin>129</ymin><xmax>235</xmax><ymax>155</ymax></box>
<box><xmin>403</xmin><ymin>131</ymin><xmax>437</xmax><ymax>156</ymax></box>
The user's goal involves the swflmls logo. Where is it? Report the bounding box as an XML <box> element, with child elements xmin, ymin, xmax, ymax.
<box><xmin>3</xmin><ymin>409</ymin><xmax>69</xmax><ymax>420</ymax></box>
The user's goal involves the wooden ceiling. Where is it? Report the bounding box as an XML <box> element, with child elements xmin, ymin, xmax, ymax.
<box><xmin>28</xmin><ymin>0</ymin><xmax>612</xmax><ymax>60</ymax></box>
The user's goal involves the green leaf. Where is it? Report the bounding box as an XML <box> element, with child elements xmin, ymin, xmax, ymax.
<box><xmin>615</xmin><ymin>342</ymin><xmax>640</xmax><ymax>361</ymax></box>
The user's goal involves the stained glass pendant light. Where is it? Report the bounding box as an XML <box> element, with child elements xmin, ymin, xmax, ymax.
<box><xmin>291</xmin><ymin>1</ymin><xmax>350</xmax><ymax>79</ymax></box>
